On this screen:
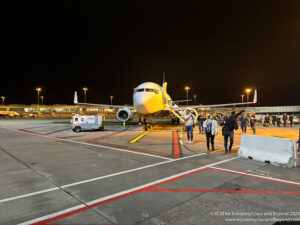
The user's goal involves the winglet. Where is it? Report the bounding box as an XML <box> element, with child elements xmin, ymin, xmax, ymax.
<box><xmin>74</xmin><ymin>91</ymin><xmax>78</xmax><ymax>104</ymax></box>
<box><xmin>253</xmin><ymin>90</ymin><xmax>257</xmax><ymax>104</ymax></box>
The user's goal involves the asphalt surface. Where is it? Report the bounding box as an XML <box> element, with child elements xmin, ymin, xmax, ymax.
<box><xmin>0</xmin><ymin>119</ymin><xmax>299</xmax><ymax>225</ymax></box>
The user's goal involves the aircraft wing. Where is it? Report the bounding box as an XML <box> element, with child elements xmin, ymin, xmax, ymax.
<box><xmin>73</xmin><ymin>91</ymin><xmax>135</xmax><ymax>110</ymax></box>
<box><xmin>176</xmin><ymin>90</ymin><xmax>257</xmax><ymax>110</ymax></box>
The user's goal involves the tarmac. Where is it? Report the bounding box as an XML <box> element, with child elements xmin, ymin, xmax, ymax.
<box><xmin>0</xmin><ymin>119</ymin><xmax>299</xmax><ymax>225</ymax></box>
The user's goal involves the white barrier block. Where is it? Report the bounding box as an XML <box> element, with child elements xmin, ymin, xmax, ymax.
<box><xmin>238</xmin><ymin>134</ymin><xmax>299</xmax><ymax>168</ymax></box>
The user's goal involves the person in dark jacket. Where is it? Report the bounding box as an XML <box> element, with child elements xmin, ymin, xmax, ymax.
<box><xmin>289</xmin><ymin>114</ymin><xmax>294</xmax><ymax>127</ymax></box>
<box><xmin>264</xmin><ymin>114</ymin><xmax>271</xmax><ymax>127</ymax></box>
<box><xmin>271</xmin><ymin>114</ymin><xmax>277</xmax><ymax>126</ymax></box>
<box><xmin>197</xmin><ymin>113</ymin><xmax>204</xmax><ymax>134</ymax></box>
<box><xmin>276</xmin><ymin>114</ymin><xmax>281</xmax><ymax>127</ymax></box>
<box><xmin>221</xmin><ymin>112</ymin><xmax>235</xmax><ymax>154</ymax></box>
<box><xmin>240</xmin><ymin>113</ymin><xmax>248</xmax><ymax>133</ymax></box>
<box><xmin>282</xmin><ymin>113</ymin><xmax>288</xmax><ymax>127</ymax></box>
<box><xmin>249</xmin><ymin>112</ymin><xmax>258</xmax><ymax>134</ymax></box>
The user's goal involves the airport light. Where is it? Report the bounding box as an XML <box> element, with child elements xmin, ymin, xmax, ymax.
<box><xmin>110</xmin><ymin>95</ymin><xmax>113</xmax><ymax>105</ymax></box>
<box><xmin>193</xmin><ymin>94</ymin><xmax>197</xmax><ymax>105</ymax></box>
<box><xmin>185</xmin><ymin>86</ymin><xmax>190</xmax><ymax>105</ymax></box>
<box><xmin>1</xmin><ymin>96</ymin><xmax>5</xmax><ymax>104</ymax></box>
<box><xmin>40</xmin><ymin>96</ymin><xmax>44</xmax><ymax>105</ymax></box>
<box><xmin>36</xmin><ymin>88</ymin><xmax>42</xmax><ymax>105</ymax></box>
<box><xmin>241</xmin><ymin>94</ymin><xmax>245</xmax><ymax>103</ymax></box>
<box><xmin>245</xmin><ymin>88</ymin><xmax>252</xmax><ymax>102</ymax></box>
<box><xmin>83</xmin><ymin>87</ymin><xmax>88</xmax><ymax>103</ymax></box>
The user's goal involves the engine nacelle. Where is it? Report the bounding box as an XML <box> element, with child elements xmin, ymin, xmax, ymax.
<box><xmin>117</xmin><ymin>108</ymin><xmax>133</xmax><ymax>122</ymax></box>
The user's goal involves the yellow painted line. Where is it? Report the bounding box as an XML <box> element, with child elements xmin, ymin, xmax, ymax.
<box><xmin>129</xmin><ymin>131</ymin><xmax>150</xmax><ymax>143</ymax></box>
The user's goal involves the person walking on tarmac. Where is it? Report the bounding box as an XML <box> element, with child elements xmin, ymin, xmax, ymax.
<box><xmin>272</xmin><ymin>114</ymin><xmax>277</xmax><ymax>126</ymax></box>
<box><xmin>289</xmin><ymin>113</ymin><xmax>294</xmax><ymax>127</ymax></box>
<box><xmin>203</xmin><ymin>114</ymin><xmax>218</xmax><ymax>153</ymax></box>
<box><xmin>221</xmin><ymin>112</ymin><xmax>237</xmax><ymax>154</ymax></box>
<box><xmin>250</xmin><ymin>111</ymin><xmax>258</xmax><ymax>134</ymax></box>
<box><xmin>282</xmin><ymin>113</ymin><xmax>288</xmax><ymax>127</ymax></box>
<box><xmin>264</xmin><ymin>113</ymin><xmax>271</xmax><ymax>127</ymax></box>
<box><xmin>277</xmin><ymin>114</ymin><xmax>281</xmax><ymax>127</ymax></box>
<box><xmin>183</xmin><ymin>109</ymin><xmax>196</xmax><ymax>144</ymax></box>
<box><xmin>240</xmin><ymin>113</ymin><xmax>248</xmax><ymax>133</ymax></box>
<box><xmin>197</xmin><ymin>113</ymin><xmax>204</xmax><ymax>134</ymax></box>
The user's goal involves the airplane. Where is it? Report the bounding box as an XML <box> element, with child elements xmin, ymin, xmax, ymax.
<box><xmin>74</xmin><ymin>79</ymin><xmax>257</xmax><ymax>130</ymax></box>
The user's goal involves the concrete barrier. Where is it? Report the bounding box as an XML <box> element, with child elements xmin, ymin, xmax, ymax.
<box><xmin>238</xmin><ymin>134</ymin><xmax>299</xmax><ymax>168</ymax></box>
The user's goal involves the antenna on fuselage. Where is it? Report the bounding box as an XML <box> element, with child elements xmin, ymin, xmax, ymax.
<box><xmin>162</xmin><ymin>72</ymin><xmax>165</xmax><ymax>85</ymax></box>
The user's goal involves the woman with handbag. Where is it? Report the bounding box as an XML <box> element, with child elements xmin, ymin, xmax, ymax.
<box><xmin>203</xmin><ymin>114</ymin><xmax>218</xmax><ymax>152</ymax></box>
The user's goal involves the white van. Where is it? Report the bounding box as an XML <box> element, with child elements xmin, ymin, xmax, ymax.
<box><xmin>72</xmin><ymin>114</ymin><xmax>104</xmax><ymax>132</ymax></box>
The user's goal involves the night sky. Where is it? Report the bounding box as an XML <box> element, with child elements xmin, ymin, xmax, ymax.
<box><xmin>1</xmin><ymin>1</ymin><xmax>300</xmax><ymax>106</ymax></box>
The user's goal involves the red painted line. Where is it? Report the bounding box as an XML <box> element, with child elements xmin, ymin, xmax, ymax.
<box><xmin>145</xmin><ymin>167</ymin><xmax>210</xmax><ymax>190</ymax></box>
<box><xmin>208</xmin><ymin>167</ymin><xmax>300</xmax><ymax>187</ymax></box>
<box><xmin>146</xmin><ymin>188</ymin><xmax>300</xmax><ymax>195</ymax></box>
<box><xmin>172</xmin><ymin>130</ymin><xmax>180</xmax><ymax>158</ymax></box>
<box><xmin>18</xmin><ymin>127</ymin><xmax>70</xmax><ymax>136</ymax></box>
<box><xmin>89</xmin><ymin>140</ymin><xmax>174</xmax><ymax>158</ymax></box>
<box><xmin>32</xmin><ymin>187</ymin><xmax>150</xmax><ymax>225</ymax></box>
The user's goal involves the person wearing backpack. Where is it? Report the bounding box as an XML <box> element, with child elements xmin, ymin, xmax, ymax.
<box><xmin>203</xmin><ymin>114</ymin><xmax>218</xmax><ymax>153</ymax></box>
<box><xmin>183</xmin><ymin>109</ymin><xmax>196</xmax><ymax>144</ymax></box>
<box><xmin>249</xmin><ymin>111</ymin><xmax>258</xmax><ymax>134</ymax></box>
<box><xmin>221</xmin><ymin>112</ymin><xmax>238</xmax><ymax>154</ymax></box>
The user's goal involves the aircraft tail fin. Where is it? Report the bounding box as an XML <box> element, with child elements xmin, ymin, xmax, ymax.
<box><xmin>74</xmin><ymin>91</ymin><xmax>78</xmax><ymax>104</ymax></box>
<box><xmin>162</xmin><ymin>72</ymin><xmax>165</xmax><ymax>86</ymax></box>
<box><xmin>253</xmin><ymin>90</ymin><xmax>257</xmax><ymax>104</ymax></box>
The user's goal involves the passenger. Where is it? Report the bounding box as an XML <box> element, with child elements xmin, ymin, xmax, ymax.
<box><xmin>203</xmin><ymin>114</ymin><xmax>218</xmax><ymax>152</ymax></box>
<box><xmin>249</xmin><ymin>111</ymin><xmax>258</xmax><ymax>134</ymax></box>
<box><xmin>282</xmin><ymin>113</ymin><xmax>288</xmax><ymax>127</ymax></box>
<box><xmin>272</xmin><ymin>114</ymin><xmax>277</xmax><ymax>126</ymax></box>
<box><xmin>221</xmin><ymin>112</ymin><xmax>237</xmax><ymax>154</ymax></box>
<box><xmin>264</xmin><ymin>113</ymin><xmax>270</xmax><ymax>127</ymax></box>
<box><xmin>197</xmin><ymin>113</ymin><xmax>204</xmax><ymax>134</ymax></box>
<box><xmin>240</xmin><ymin>113</ymin><xmax>248</xmax><ymax>133</ymax></box>
<box><xmin>276</xmin><ymin>114</ymin><xmax>281</xmax><ymax>127</ymax></box>
<box><xmin>289</xmin><ymin>113</ymin><xmax>294</xmax><ymax>127</ymax></box>
<box><xmin>183</xmin><ymin>109</ymin><xmax>196</xmax><ymax>144</ymax></box>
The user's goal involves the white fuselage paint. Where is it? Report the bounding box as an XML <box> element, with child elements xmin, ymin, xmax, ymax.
<box><xmin>133</xmin><ymin>82</ymin><xmax>166</xmax><ymax>115</ymax></box>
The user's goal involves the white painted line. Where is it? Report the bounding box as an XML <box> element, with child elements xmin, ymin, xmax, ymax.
<box><xmin>210</xmin><ymin>166</ymin><xmax>300</xmax><ymax>186</ymax></box>
<box><xmin>0</xmin><ymin>126</ymin><xmax>172</xmax><ymax>161</ymax></box>
<box><xmin>0</xmin><ymin>133</ymin><xmax>206</xmax><ymax>205</ymax></box>
<box><xmin>18</xmin><ymin>156</ymin><xmax>238</xmax><ymax>225</ymax></box>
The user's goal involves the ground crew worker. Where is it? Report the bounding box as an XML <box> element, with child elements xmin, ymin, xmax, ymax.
<box><xmin>203</xmin><ymin>114</ymin><xmax>218</xmax><ymax>152</ymax></box>
<box><xmin>249</xmin><ymin>111</ymin><xmax>258</xmax><ymax>134</ymax></box>
<box><xmin>183</xmin><ymin>109</ymin><xmax>196</xmax><ymax>144</ymax></box>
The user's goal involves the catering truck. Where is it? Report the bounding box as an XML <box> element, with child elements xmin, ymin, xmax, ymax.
<box><xmin>72</xmin><ymin>114</ymin><xmax>104</xmax><ymax>132</ymax></box>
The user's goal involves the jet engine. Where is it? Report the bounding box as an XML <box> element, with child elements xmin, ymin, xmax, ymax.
<box><xmin>117</xmin><ymin>108</ymin><xmax>133</xmax><ymax>122</ymax></box>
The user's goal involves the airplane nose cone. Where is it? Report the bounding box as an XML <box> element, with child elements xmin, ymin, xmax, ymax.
<box><xmin>134</xmin><ymin>93</ymin><xmax>152</xmax><ymax>114</ymax></box>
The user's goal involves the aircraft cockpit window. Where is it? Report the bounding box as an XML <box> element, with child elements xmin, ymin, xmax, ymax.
<box><xmin>145</xmin><ymin>88</ymin><xmax>159</xmax><ymax>94</ymax></box>
<box><xmin>134</xmin><ymin>89</ymin><xmax>144</xmax><ymax>93</ymax></box>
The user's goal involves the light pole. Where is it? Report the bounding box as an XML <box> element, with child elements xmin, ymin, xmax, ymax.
<box><xmin>185</xmin><ymin>86</ymin><xmax>190</xmax><ymax>105</ymax></box>
<box><xmin>36</xmin><ymin>88</ymin><xmax>41</xmax><ymax>105</ymax></box>
<box><xmin>241</xmin><ymin>94</ymin><xmax>245</xmax><ymax>103</ymax></box>
<box><xmin>245</xmin><ymin>88</ymin><xmax>252</xmax><ymax>102</ymax></box>
<box><xmin>193</xmin><ymin>94</ymin><xmax>197</xmax><ymax>105</ymax></box>
<box><xmin>110</xmin><ymin>96</ymin><xmax>113</xmax><ymax>105</ymax></box>
<box><xmin>83</xmin><ymin>87</ymin><xmax>88</xmax><ymax>103</ymax></box>
<box><xmin>40</xmin><ymin>96</ymin><xmax>44</xmax><ymax>105</ymax></box>
<box><xmin>1</xmin><ymin>96</ymin><xmax>5</xmax><ymax>104</ymax></box>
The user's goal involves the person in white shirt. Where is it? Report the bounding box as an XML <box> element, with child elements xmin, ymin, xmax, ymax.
<box><xmin>183</xmin><ymin>109</ymin><xmax>196</xmax><ymax>144</ymax></box>
<box><xmin>203</xmin><ymin>114</ymin><xmax>218</xmax><ymax>152</ymax></box>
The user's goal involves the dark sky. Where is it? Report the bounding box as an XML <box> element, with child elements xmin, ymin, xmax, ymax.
<box><xmin>1</xmin><ymin>1</ymin><xmax>300</xmax><ymax>106</ymax></box>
